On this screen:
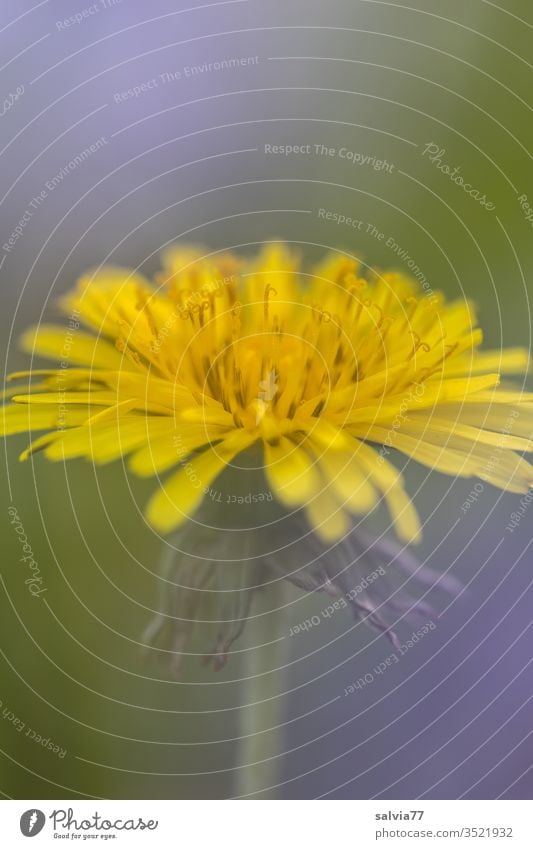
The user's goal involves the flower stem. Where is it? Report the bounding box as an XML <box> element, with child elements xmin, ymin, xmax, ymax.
<box><xmin>233</xmin><ymin>580</ymin><xmax>289</xmax><ymax>799</ymax></box>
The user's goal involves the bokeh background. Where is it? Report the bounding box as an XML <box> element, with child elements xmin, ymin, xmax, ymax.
<box><xmin>1</xmin><ymin>0</ymin><xmax>532</xmax><ymax>799</ymax></box>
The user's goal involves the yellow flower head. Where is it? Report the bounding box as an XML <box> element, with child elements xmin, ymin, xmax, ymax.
<box><xmin>3</xmin><ymin>243</ymin><xmax>533</xmax><ymax>543</ymax></box>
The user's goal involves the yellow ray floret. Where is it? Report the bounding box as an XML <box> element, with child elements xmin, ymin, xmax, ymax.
<box><xmin>2</xmin><ymin>244</ymin><xmax>532</xmax><ymax>543</ymax></box>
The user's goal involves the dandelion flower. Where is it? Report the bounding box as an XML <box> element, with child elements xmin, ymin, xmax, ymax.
<box><xmin>3</xmin><ymin>243</ymin><xmax>533</xmax><ymax>546</ymax></box>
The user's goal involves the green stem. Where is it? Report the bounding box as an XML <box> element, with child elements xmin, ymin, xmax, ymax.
<box><xmin>233</xmin><ymin>581</ymin><xmax>289</xmax><ymax>799</ymax></box>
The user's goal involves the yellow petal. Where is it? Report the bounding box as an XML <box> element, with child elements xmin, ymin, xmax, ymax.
<box><xmin>363</xmin><ymin>425</ymin><xmax>476</xmax><ymax>478</ymax></box>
